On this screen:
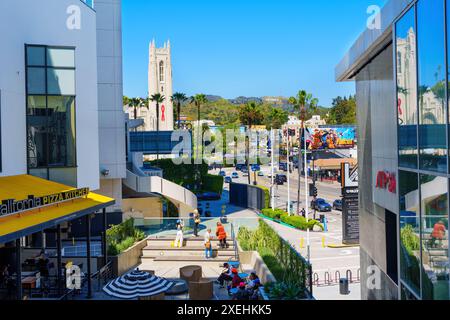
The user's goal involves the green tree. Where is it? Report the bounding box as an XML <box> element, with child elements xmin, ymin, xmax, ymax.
<box><xmin>129</xmin><ymin>97</ymin><xmax>147</xmax><ymax>120</ymax></box>
<box><xmin>123</xmin><ymin>95</ymin><xmax>131</xmax><ymax>108</ymax></box>
<box><xmin>239</xmin><ymin>102</ymin><xmax>264</xmax><ymax>184</ymax></box>
<box><xmin>171</xmin><ymin>92</ymin><xmax>188</xmax><ymax>129</ymax></box>
<box><xmin>328</xmin><ymin>95</ymin><xmax>356</xmax><ymax>124</ymax></box>
<box><xmin>265</xmin><ymin>107</ymin><xmax>289</xmax><ymax>130</ymax></box>
<box><xmin>149</xmin><ymin>93</ymin><xmax>165</xmax><ymax>161</ymax></box>
<box><xmin>288</xmin><ymin>90</ymin><xmax>318</xmax><ymax>215</ymax></box>
<box><xmin>191</xmin><ymin>94</ymin><xmax>209</xmax><ymax>185</ymax></box>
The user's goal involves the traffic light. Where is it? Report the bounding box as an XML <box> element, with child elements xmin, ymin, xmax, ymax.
<box><xmin>313</xmin><ymin>186</ymin><xmax>318</xmax><ymax>198</ymax></box>
<box><xmin>309</xmin><ymin>183</ymin><xmax>318</xmax><ymax>197</ymax></box>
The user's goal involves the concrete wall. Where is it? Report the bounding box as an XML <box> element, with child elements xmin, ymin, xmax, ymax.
<box><xmin>110</xmin><ymin>237</ymin><xmax>148</xmax><ymax>276</ymax></box>
<box><xmin>122</xmin><ymin>196</ymin><xmax>163</xmax><ymax>219</ymax></box>
<box><xmin>0</xmin><ymin>0</ymin><xmax>100</xmax><ymax>190</ymax></box>
<box><xmin>355</xmin><ymin>44</ymin><xmax>398</xmax><ymax>300</ymax></box>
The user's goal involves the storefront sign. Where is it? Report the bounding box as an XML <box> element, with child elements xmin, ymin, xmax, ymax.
<box><xmin>0</xmin><ymin>188</ymin><xmax>89</xmax><ymax>217</ymax></box>
<box><xmin>375</xmin><ymin>171</ymin><xmax>396</xmax><ymax>194</ymax></box>
<box><xmin>342</xmin><ymin>186</ymin><xmax>359</xmax><ymax>245</ymax></box>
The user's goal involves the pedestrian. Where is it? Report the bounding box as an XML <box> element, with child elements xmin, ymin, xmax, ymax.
<box><xmin>301</xmin><ymin>208</ymin><xmax>306</xmax><ymax>218</ymax></box>
<box><xmin>204</xmin><ymin>228</ymin><xmax>213</xmax><ymax>259</ymax></box>
<box><xmin>431</xmin><ymin>221</ymin><xmax>446</xmax><ymax>248</ymax></box>
<box><xmin>216</xmin><ymin>222</ymin><xmax>227</xmax><ymax>249</ymax></box>
<box><xmin>174</xmin><ymin>225</ymin><xmax>184</xmax><ymax>248</ymax></box>
<box><xmin>193</xmin><ymin>209</ymin><xmax>201</xmax><ymax>237</ymax></box>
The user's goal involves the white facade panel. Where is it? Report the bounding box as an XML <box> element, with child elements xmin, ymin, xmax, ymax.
<box><xmin>0</xmin><ymin>0</ymin><xmax>100</xmax><ymax>190</ymax></box>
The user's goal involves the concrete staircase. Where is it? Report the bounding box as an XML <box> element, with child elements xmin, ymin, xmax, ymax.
<box><xmin>141</xmin><ymin>237</ymin><xmax>238</xmax><ymax>265</ymax></box>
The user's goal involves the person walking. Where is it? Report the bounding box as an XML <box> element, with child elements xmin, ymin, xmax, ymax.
<box><xmin>204</xmin><ymin>228</ymin><xmax>213</xmax><ymax>259</ymax></box>
<box><xmin>193</xmin><ymin>209</ymin><xmax>201</xmax><ymax>237</ymax></box>
<box><xmin>216</xmin><ymin>222</ymin><xmax>227</xmax><ymax>249</ymax></box>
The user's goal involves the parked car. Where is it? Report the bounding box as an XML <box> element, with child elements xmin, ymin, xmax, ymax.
<box><xmin>333</xmin><ymin>199</ymin><xmax>343</xmax><ymax>211</ymax></box>
<box><xmin>219</xmin><ymin>171</ymin><xmax>226</xmax><ymax>177</ymax></box>
<box><xmin>198</xmin><ymin>192</ymin><xmax>221</xmax><ymax>201</ymax></box>
<box><xmin>311</xmin><ymin>198</ymin><xmax>332</xmax><ymax>212</ymax></box>
<box><xmin>276</xmin><ymin>174</ymin><xmax>287</xmax><ymax>183</ymax></box>
<box><xmin>232</xmin><ymin>172</ymin><xmax>239</xmax><ymax>179</ymax></box>
<box><xmin>225</xmin><ymin>176</ymin><xmax>232</xmax><ymax>184</ymax></box>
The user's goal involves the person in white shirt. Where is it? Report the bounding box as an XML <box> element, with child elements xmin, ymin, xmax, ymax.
<box><xmin>174</xmin><ymin>225</ymin><xmax>184</xmax><ymax>248</ymax></box>
<box><xmin>204</xmin><ymin>228</ymin><xmax>213</xmax><ymax>258</ymax></box>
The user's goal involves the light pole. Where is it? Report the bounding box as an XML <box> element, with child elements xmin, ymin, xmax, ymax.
<box><xmin>287</xmin><ymin>129</ymin><xmax>291</xmax><ymax>215</ymax></box>
<box><xmin>303</xmin><ymin>125</ymin><xmax>311</xmax><ymax>262</ymax></box>
<box><xmin>271</xmin><ymin>129</ymin><xmax>275</xmax><ymax>209</ymax></box>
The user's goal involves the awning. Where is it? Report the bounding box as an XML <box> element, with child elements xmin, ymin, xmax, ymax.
<box><xmin>314</xmin><ymin>158</ymin><xmax>357</xmax><ymax>170</ymax></box>
<box><xmin>0</xmin><ymin>175</ymin><xmax>115</xmax><ymax>243</ymax></box>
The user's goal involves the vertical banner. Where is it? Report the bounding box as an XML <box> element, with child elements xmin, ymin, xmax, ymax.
<box><xmin>341</xmin><ymin>163</ymin><xmax>359</xmax><ymax>244</ymax></box>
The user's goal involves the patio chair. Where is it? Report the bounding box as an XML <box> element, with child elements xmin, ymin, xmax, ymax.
<box><xmin>180</xmin><ymin>266</ymin><xmax>202</xmax><ymax>283</ymax></box>
<box><xmin>188</xmin><ymin>278</ymin><xmax>214</xmax><ymax>300</ymax></box>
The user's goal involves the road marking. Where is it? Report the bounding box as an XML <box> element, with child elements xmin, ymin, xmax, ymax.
<box><xmin>308</xmin><ymin>255</ymin><xmax>360</xmax><ymax>261</ymax></box>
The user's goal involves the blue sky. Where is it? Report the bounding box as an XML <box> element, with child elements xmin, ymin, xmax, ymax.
<box><xmin>122</xmin><ymin>0</ymin><xmax>387</xmax><ymax>107</ymax></box>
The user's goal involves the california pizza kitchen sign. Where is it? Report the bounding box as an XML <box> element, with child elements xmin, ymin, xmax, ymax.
<box><xmin>0</xmin><ymin>188</ymin><xmax>89</xmax><ymax>218</ymax></box>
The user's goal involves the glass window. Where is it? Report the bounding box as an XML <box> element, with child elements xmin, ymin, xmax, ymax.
<box><xmin>159</xmin><ymin>61</ymin><xmax>164</xmax><ymax>82</ymax></box>
<box><xmin>399</xmin><ymin>171</ymin><xmax>421</xmax><ymax>295</ymax></box>
<box><xmin>27</xmin><ymin>46</ymin><xmax>45</xmax><ymax>66</ymax></box>
<box><xmin>47</xmin><ymin>69</ymin><xmax>75</xmax><ymax>95</ymax></box>
<box><xmin>47</xmin><ymin>48</ymin><xmax>75</xmax><ymax>68</ymax></box>
<box><xmin>396</xmin><ymin>8</ymin><xmax>418</xmax><ymax>169</ymax></box>
<box><xmin>27</xmin><ymin>67</ymin><xmax>46</xmax><ymax>95</ymax></box>
<box><xmin>47</xmin><ymin>96</ymin><xmax>76</xmax><ymax>167</ymax></box>
<box><xmin>420</xmin><ymin>174</ymin><xmax>449</xmax><ymax>300</ymax></box>
<box><xmin>417</xmin><ymin>0</ymin><xmax>447</xmax><ymax>172</ymax></box>
<box><xmin>27</xmin><ymin>96</ymin><xmax>46</xmax><ymax>116</ymax></box>
<box><xmin>27</xmin><ymin>114</ymin><xmax>48</xmax><ymax>168</ymax></box>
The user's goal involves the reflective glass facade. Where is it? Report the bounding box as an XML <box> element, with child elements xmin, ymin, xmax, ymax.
<box><xmin>396</xmin><ymin>0</ymin><xmax>450</xmax><ymax>300</ymax></box>
<box><xmin>26</xmin><ymin>45</ymin><xmax>77</xmax><ymax>185</ymax></box>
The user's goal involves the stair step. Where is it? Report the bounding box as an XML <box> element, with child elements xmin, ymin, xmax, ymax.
<box><xmin>150</xmin><ymin>256</ymin><xmax>238</xmax><ymax>263</ymax></box>
<box><xmin>143</xmin><ymin>246</ymin><xmax>235</xmax><ymax>252</ymax></box>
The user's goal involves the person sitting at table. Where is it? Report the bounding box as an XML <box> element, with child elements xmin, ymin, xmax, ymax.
<box><xmin>232</xmin><ymin>282</ymin><xmax>250</xmax><ymax>300</ymax></box>
<box><xmin>246</xmin><ymin>273</ymin><xmax>261</xmax><ymax>300</ymax></box>
<box><xmin>230</xmin><ymin>268</ymin><xmax>242</xmax><ymax>289</ymax></box>
<box><xmin>216</xmin><ymin>263</ymin><xmax>233</xmax><ymax>288</ymax></box>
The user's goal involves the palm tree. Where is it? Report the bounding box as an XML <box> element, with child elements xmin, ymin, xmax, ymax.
<box><xmin>239</xmin><ymin>102</ymin><xmax>264</xmax><ymax>184</ymax></box>
<box><xmin>129</xmin><ymin>97</ymin><xmax>147</xmax><ymax>120</ymax></box>
<box><xmin>191</xmin><ymin>94</ymin><xmax>208</xmax><ymax>188</ymax></box>
<box><xmin>288</xmin><ymin>90</ymin><xmax>318</xmax><ymax>215</ymax></box>
<box><xmin>171</xmin><ymin>92</ymin><xmax>188</xmax><ymax>129</ymax></box>
<box><xmin>150</xmin><ymin>93</ymin><xmax>165</xmax><ymax>161</ymax></box>
<box><xmin>123</xmin><ymin>96</ymin><xmax>131</xmax><ymax>108</ymax></box>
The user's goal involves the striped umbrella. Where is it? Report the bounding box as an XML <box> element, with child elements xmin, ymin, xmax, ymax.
<box><xmin>103</xmin><ymin>269</ymin><xmax>176</xmax><ymax>299</ymax></box>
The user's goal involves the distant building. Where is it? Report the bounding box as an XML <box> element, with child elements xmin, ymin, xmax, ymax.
<box><xmin>305</xmin><ymin>115</ymin><xmax>327</xmax><ymax>127</ymax></box>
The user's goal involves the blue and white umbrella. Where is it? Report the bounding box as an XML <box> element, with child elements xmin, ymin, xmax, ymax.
<box><xmin>103</xmin><ymin>269</ymin><xmax>176</xmax><ymax>299</ymax></box>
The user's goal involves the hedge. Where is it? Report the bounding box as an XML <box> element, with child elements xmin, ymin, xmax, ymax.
<box><xmin>106</xmin><ymin>218</ymin><xmax>146</xmax><ymax>256</ymax></box>
<box><xmin>202</xmin><ymin>174</ymin><xmax>224</xmax><ymax>194</ymax></box>
<box><xmin>261</xmin><ymin>208</ymin><xmax>324</xmax><ymax>231</ymax></box>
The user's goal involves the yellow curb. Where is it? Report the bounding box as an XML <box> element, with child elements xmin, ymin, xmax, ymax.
<box><xmin>327</xmin><ymin>244</ymin><xmax>360</xmax><ymax>249</ymax></box>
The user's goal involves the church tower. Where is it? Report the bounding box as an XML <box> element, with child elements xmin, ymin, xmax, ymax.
<box><xmin>147</xmin><ymin>39</ymin><xmax>174</xmax><ymax>131</ymax></box>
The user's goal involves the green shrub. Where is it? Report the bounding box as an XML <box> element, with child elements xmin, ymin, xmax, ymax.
<box><xmin>237</xmin><ymin>219</ymin><xmax>311</xmax><ymax>299</ymax></box>
<box><xmin>106</xmin><ymin>218</ymin><xmax>146</xmax><ymax>256</ymax></box>
<box><xmin>256</xmin><ymin>185</ymin><xmax>270</xmax><ymax>209</ymax></box>
<box><xmin>202</xmin><ymin>174</ymin><xmax>224</xmax><ymax>194</ymax></box>
<box><xmin>261</xmin><ymin>209</ymin><xmax>324</xmax><ymax>231</ymax></box>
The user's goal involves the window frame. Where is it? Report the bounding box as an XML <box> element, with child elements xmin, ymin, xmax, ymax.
<box><xmin>25</xmin><ymin>44</ymin><xmax>78</xmax><ymax>174</ymax></box>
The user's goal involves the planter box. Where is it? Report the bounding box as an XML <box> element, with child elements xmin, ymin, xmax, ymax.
<box><xmin>110</xmin><ymin>238</ymin><xmax>148</xmax><ymax>277</ymax></box>
<box><xmin>237</xmin><ymin>243</ymin><xmax>276</xmax><ymax>285</ymax></box>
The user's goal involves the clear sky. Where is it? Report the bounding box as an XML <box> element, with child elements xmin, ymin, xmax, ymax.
<box><xmin>122</xmin><ymin>0</ymin><xmax>387</xmax><ymax>107</ymax></box>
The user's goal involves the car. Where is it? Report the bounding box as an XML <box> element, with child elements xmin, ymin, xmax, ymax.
<box><xmin>333</xmin><ymin>199</ymin><xmax>343</xmax><ymax>211</ymax></box>
<box><xmin>232</xmin><ymin>172</ymin><xmax>239</xmax><ymax>179</ymax></box>
<box><xmin>251</xmin><ymin>164</ymin><xmax>261</xmax><ymax>172</ymax></box>
<box><xmin>279</xmin><ymin>163</ymin><xmax>288</xmax><ymax>171</ymax></box>
<box><xmin>241</xmin><ymin>167</ymin><xmax>249</xmax><ymax>173</ymax></box>
<box><xmin>275</xmin><ymin>176</ymin><xmax>284</xmax><ymax>185</ymax></box>
<box><xmin>198</xmin><ymin>192</ymin><xmax>221</xmax><ymax>201</ymax></box>
<box><xmin>235</xmin><ymin>164</ymin><xmax>245</xmax><ymax>171</ymax></box>
<box><xmin>225</xmin><ymin>176</ymin><xmax>232</xmax><ymax>183</ymax></box>
<box><xmin>219</xmin><ymin>171</ymin><xmax>226</xmax><ymax>177</ymax></box>
<box><xmin>258</xmin><ymin>171</ymin><xmax>264</xmax><ymax>177</ymax></box>
<box><xmin>276</xmin><ymin>174</ymin><xmax>287</xmax><ymax>183</ymax></box>
<box><xmin>311</xmin><ymin>198</ymin><xmax>332</xmax><ymax>212</ymax></box>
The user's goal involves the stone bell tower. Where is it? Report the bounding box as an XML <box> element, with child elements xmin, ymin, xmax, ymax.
<box><xmin>147</xmin><ymin>39</ymin><xmax>174</xmax><ymax>131</ymax></box>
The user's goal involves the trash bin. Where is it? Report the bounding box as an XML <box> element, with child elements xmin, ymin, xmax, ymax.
<box><xmin>320</xmin><ymin>214</ymin><xmax>325</xmax><ymax>223</ymax></box>
<box><xmin>339</xmin><ymin>278</ymin><xmax>349</xmax><ymax>295</ymax></box>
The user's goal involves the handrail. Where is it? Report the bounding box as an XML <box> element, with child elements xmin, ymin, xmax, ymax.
<box><xmin>230</xmin><ymin>222</ymin><xmax>239</xmax><ymax>261</ymax></box>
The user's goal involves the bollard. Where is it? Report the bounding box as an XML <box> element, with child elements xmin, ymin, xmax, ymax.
<box><xmin>300</xmin><ymin>238</ymin><xmax>304</xmax><ymax>249</ymax></box>
<box><xmin>322</xmin><ymin>236</ymin><xmax>326</xmax><ymax>248</ymax></box>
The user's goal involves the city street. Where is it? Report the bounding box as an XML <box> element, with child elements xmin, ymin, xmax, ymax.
<box><xmin>210</xmin><ymin>165</ymin><xmax>361</xmax><ymax>299</ymax></box>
